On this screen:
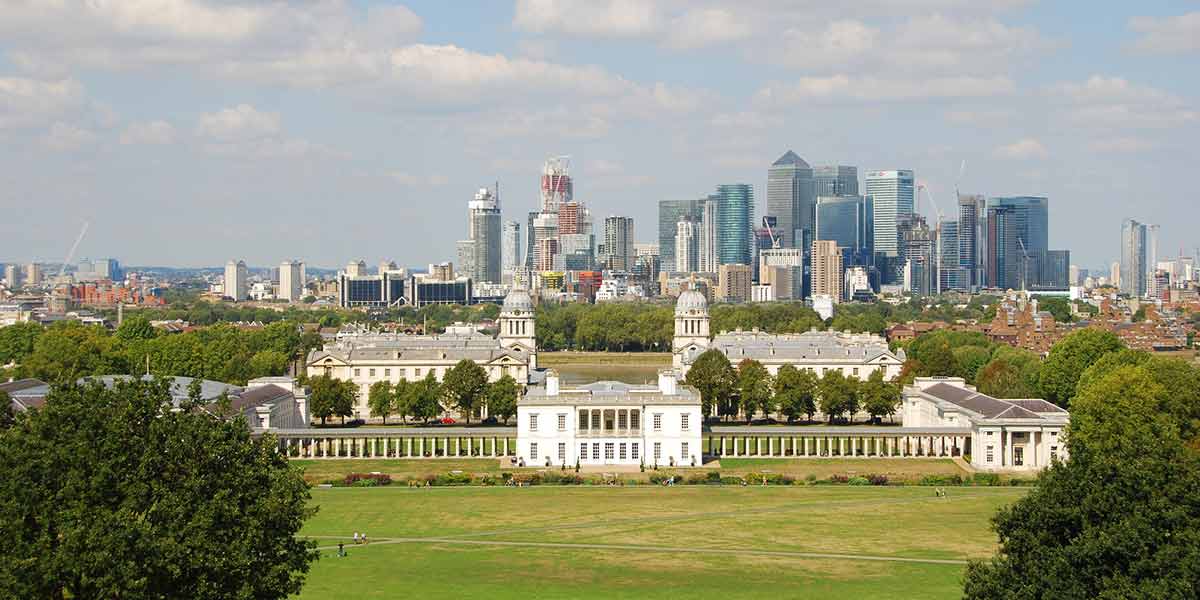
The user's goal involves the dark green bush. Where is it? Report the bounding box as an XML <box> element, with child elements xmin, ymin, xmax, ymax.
<box><xmin>918</xmin><ymin>474</ymin><xmax>963</xmax><ymax>486</ymax></box>
<box><xmin>969</xmin><ymin>473</ymin><xmax>1000</xmax><ymax>486</ymax></box>
<box><xmin>867</xmin><ymin>474</ymin><xmax>889</xmax><ymax>486</ymax></box>
<box><xmin>847</xmin><ymin>476</ymin><xmax>870</xmax><ymax>486</ymax></box>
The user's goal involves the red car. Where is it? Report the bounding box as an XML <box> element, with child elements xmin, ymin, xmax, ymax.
<box><xmin>439</xmin><ymin>417</ymin><xmax>456</xmax><ymax>425</ymax></box>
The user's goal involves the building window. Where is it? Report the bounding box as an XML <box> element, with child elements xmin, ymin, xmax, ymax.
<box><xmin>529</xmin><ymin>413</ymin><xmax>538</xmax><ymax>431</ymax></box>
<box><xmin>618</xmin><ymin>412</ymin><xmax>627</xmax><ymax>429</ymax></box>
<box><xmin>399</xmin><ymin>368</ymin><xmax>407</xmax><ymax>378</ymax></box>
<box><xmin>619</xmin><ymin>443</ymin><xmax>627</xmax><ymax>460</ymax></box>
<box><xmin>558</xmin><ymin>443</ymin><xmax>566</xmax><ymax>463</ymax></box>
<box><xmin>580</xmin><ymin>443</ymin><xmax>587</xmax><ymax>460</ymax></box>
<box><xmin>369</xmin><ymin>368</ymin><xmax>375</xmax><ymax>377</ymax></box>
<box><xmin>579</xmin><ymin>410</ymin><xmax>589</xmax><ymax>430</ymax></box>
<box><xmin>557</xmin><ymin>413</ymin><xmax>567</xmax><ymax>431</ymax></box>
<box><xmin>605</xmin><ymin>443</ymin><xmax>614</xmax><ymax>460</ymax></box>
<box><xmin>654</xmin><ymin>442</ymin><xmax>662</xmax><ymax>461</ymax></box>
<box><xmin>631</xmin><ymin>443</ymin><xmax>639</xmax><ymax>460</ymax></box>
<box><xmin>354</xmin><ymin>368</ymin><xmax>361</xmax><ymax>377</ymax></box>
<box><xmin>681</xmin><ymin>442</ymin><xmax>689</xmax><ymax>460</ymax></box>
<box><xmin>591</xmin><ymin>412</ymin><xmax>601</xmax><ymax>430</ymax></box>
<box><xmin>630</xmin><ymin>411</ymin><xmax>640</xmax><ymax>430</ymax></box>
<box><xmin>653</xmin><ymin>413</ymin><xmax>662</xmax><ymax>431</ymax></box>
<box><xmin>415</xmin><ymin>368</ymin><xmax>421</xmax><ymax>377</ymax></box>
<box><xmin>852</xmin><ymin>368</ymin><xmax>859</xmax><ymax>376</ymax></box>
<box><xmin>530</xmin><ymin>443</ymin><xmax>538</xmax><ymax>460</ymax></box>
<box><xmin>681</xmin><ymin>414</ymin><xmax>689</xmax><ymax>431</ymax></box>
<box><xmin>592</xmin><ymin>443</ymin><xmax>600</xmax><ymax>460</ymax></box>
<box><xmin>986</xmin><ymin>445</ymin><xmax>994</xmax><ymax>463</ymax></box>
<box><xmin>986</xmin><ymin>431</ymin><xmax>994</xmax><ymax>436</ymax></box>
<box><xmin>1050</xmin><ymin>446</ymin><xmax>1058</xmax><ymax>461</ymax></box>
<box><xmin>384</xmin><ymin>368</ymin><xmax>390</xmax><ymax>377</ymax></box>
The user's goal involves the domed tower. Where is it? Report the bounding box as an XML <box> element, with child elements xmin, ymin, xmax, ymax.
<box><xmin>673</xmin><ymin>290</ymin><xmax>711</xmax><ymax>368</ymax></box>
<box><xmin>498</xmin><ymin>288</ymin><xmax>537</xmax><ymax>364</ymax></box>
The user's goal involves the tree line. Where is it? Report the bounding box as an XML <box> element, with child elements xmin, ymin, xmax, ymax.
<box><xmin>683</xmin><ymin>350</ymin><xmax>902</xmax><ymax>424</ymax></box>
<box><xmin>307</xmin><ymin>359</ymin><xmax>521</xmax><ymax>427</ymax></box>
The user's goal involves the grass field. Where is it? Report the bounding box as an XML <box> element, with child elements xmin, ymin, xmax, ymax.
<box><xmin>297</xmin><ymin>485</ymin><xmax>1021</xmax><ymax>599</ymax></box>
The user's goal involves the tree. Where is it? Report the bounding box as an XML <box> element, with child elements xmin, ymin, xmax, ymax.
<box><xmin>963</xmin><ymin>365</ymin><xmax>1200</xmax><ymax>598</ymax></box>
<box><xmin>486</xmin><ymin>375</ymin><xmax>521</xmax><ymax>424</ymax></box>
<box><xmin>952</xmin><ymin>345</ymin><xmax>992</xmax><ymax>384</ymax></box>
<box><xmin>1038</xmin><ymin>296</ymin><xmax>1073</xmax><ymax>322</ymax></box>
<box><xmin>0</xmin><ymin>322</ymin><xmax>43</xmax><ymax>366</ymax></box>
<box><xmin>976</xmin><ymin>346</ymin><xmax>1042</xmax><ymax>399</ymax></box>
<box><xmin>441</xmin><ymin>359</ymin><xmax>489</xmax><ymax>423</ymax></box>
<box><xmin>818</xmin><ymin>370</ymin><xmax>854</xmax><ymax>423</ymax></box>
<box><xmin>774</xmin><ymin>365</ymin><xmax>818</xmax><ymax>423</ymax></box>
<box><xmin>248</xmin><ymin>350</ymin><xmax>289</xmax><ymax>379</ymax></box>
<box><xmin>860</xmin><ymin>370</ymin><xmax>901</xmax><ymax>423</ymax></box>
<box><xmin>0</xmin><ymin>390</ymin><xmax>13</xmax><ymax>429</ymax></box>
<box><xmin>684</xmin><ymin>350</ymin><xmax>736</xmax><ymax>420</ymax></box>
<box><xmin>410</xmin><ymin>373</ymin><xmax>442</xmax><ymax>423</ymax></box>
<box><xmin>736</xmin><ymin>359</ymin><xmax>774</xmax><ymax>422</ymax></box>
<box><xmin>1038</xmin><ymin>328</ymin><xmax>1124</xmax><ymax>407</ymax></box>
<box><xmin>114</xmin><ymin>315</ymin><xmax>157</xmax><ymax>341</ymax></box>
<box><xmin>368</xmin><ymin>381</ymin><xmax>394</xmax><ymax>424</ymax></box>
<box><xmin>308</xmin><ymin>375</ymin><xmax>355</xmax><ymax>425</ymax></box>
<box><xmin>0</xmin><ymin>378</ymin><xmax>318</xmax><ymax>598</ymax></box>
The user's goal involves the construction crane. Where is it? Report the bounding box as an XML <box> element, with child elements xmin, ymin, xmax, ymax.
<box><xmin>57</xmin><ymin>221</ymin><xmax>90</xmax><ymax>283</ymax></box>
<box><xmin>762</xmin><ymin>216</ymin><xmax>781</xmax><ymax>249</ymax></box>
<box><xmin>1017</xmin><ymin>237</ymin><xmax>1030</xmax><ymax>292</ymax></box>
<box><xmin>917</xmin><ymin>183</ymin><xmax>945</xmax><ymax>295</ymax></box>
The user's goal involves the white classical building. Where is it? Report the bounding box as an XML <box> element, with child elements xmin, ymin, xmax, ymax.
<box><xmin>902</xmin><ymin>377</ymin><xmax>1069</xmax><ymax>472</ymax></box>
<box><xmin>305</xmin><ymin>288</ymin><xmax>538</xmax><ymax>419</ymax></box>
<box><xmin>517</xmin><ymin>369</ymin><xmax>703</xmax><ymax>468</ymax></box>
<box><xmin>672</xmin><ymin>290</ymin><xmax>904</xmax><ymax>381</ymax></box>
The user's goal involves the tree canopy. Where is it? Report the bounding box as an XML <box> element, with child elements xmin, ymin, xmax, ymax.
<box><xmin>0</xmin><ymin>378</ymin><xmax>318</xmax><ymax>598</ymax></box>
<box><xmin>1037</xmin><ymin>328</ymin><xmax>1124</xmax><ymax>407</ymax></box>
<box><xmin>736</xmin><ymin>359</ymin><xmax>774</xmax><ymax>422</ymax></box>
<box><xmin>774</xmin><ymin>365</ymin><xmax>818</xmax><ymax>423</ymax></box>
<box><xmin>684</xmin><ymin>350</ymin><xmax>736</xmax><ymax>419</ymax></box>
<box><xmin>441</xmin><ymin>359</ymin><xmax>489</xmax><ymax>423</ymax></box>
<box><xmin>486</xmin><ymin>375</ymin><xmax>521</xmax><ymax>424</ymax></box>
<box><xmin>308</xmin><ymin>375</ymin><xmax>357</xmax><ymax>425</ymax></box>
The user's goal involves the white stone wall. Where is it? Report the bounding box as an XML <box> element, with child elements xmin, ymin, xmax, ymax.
<box><xmin>516</xmin><ymin>403</ymin><xmax>703</xmax><ymax>467</ymax></box>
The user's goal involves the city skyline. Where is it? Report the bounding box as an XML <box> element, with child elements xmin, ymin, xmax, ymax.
<box><xmin>0</xmin><ymin>2</ymin><xmax>1197</xmax><ymax>268</ymax></box>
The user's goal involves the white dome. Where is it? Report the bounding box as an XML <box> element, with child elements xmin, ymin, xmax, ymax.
<box><xmin>502</xmin><ymin>288</ymin><xmax>534</xmax><ymax>314</ymax></box>
<box><xmin>675</xmin><ymin>290</ymin><xmax>708</xmax><ymax>315</ymax></box>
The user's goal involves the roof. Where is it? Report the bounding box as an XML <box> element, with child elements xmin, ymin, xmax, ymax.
<box><xmin>80</xmin><ymin>375</ymin><xmax>242</xmax><ymax>408</ymax></box>
<box><xmin>0</xmin><ymin>379</ymin><xmax>49</xmax><ymax>395</ymax></box>
<box><xmin>771</xmin><ymin>150</ymin><xmax>810</xmax><ymax>168</ymax></box>
<box><xmin>919</xmin><ymin>382</ymin><xmax>1062</xmax><ymax>422</ymax></box>
<box><xmin>226</xmin><ymin>384</ymin><xmax>293</xmax><ymax>412</ymax></box>
<box><xmin>683</xmin><ymin>330</ymin><xmax>901</xmax><ymax>366</ymax></box>
<box><xmin>521</xmin><ymin>380</ymin><xmax>701</xmax><ymax>407</ymax></box>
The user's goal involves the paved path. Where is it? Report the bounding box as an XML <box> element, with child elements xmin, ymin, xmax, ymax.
<box><xmin>314</xmin><ymin>536</ymin><xmax>968</xmax><ymax>566</ymax></box>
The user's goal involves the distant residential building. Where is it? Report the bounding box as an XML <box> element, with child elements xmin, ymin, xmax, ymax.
<box><xmin>717</xmin><ymin>263</ymin><xmax>752</xmax><ymax>303</ymax></box>
<box><xmin>530</xmin><ymin>212</ymin><xmax>559</xmax><ymax>271</ymax></box>
<box><xmin>939</xmin><ymin>221</ymin><xmax>966</xmax><ymax>292</ymax></box>
<box><xmin>25</xmin><ymin>263</ymin><xmax>42</xmax><ymax>287</ymax></box>
<box><xmin>715</xmin><ymin>184</ymin><xmax>753</xmax><ymax>266</ymax></box>
<box><xmin>1110</xmin><ymin>261</ymin><xmax>1121</xmax><ymax>289</ymax></box>
<box><xmin>759</xmin><ymin>248</ymin><xmax>804</xmax><ymax>300</ymax></box>
<box><xmin>899</xmin><ymin>215</ymin><xmax>935</xmax><ymax>296</ymax></box>
<box><xmin>674</xmin><ymin>218</ymin><xmax>699</xmax><ymax>273</ymax></box>
<box><xmin>460</xmin><ymin>187</ymin><xmax>502</xmax><ymax>284</ymax></box>
<box><xmin>378</xmin><ymin>260</ymin><xmax>398</xmax><ymax>276</ymax></box>
<box><xmin>751</xmin><ymin>284</ymin><xmax>775</xmax><ymax>303</ymax></box>
<box><xmin>502</xmin><ymin>220</ymin><xmax>521</xmax><ymax>278</ymax></box>
<box><xmin>1120</xmin><ymin>219</ymin><xmax>1158</xmax><ymax>298</ymax></box>
<box><xmin>767</xmin><ymin>151</ymin><xmax>815</xmax><ymax>249</ymax></box>
<box><xmin>429</xmin><ymin>262</ymin><xmax>455</xmax><ymax>281</ymax></box>
<box><xmin>603</xmin><ymin>216</ymin><xmax>635</xmax><ymax>272</ymax></box>
<box><xmin>4</xmin><ymin>264</ymin><xmax>20</xmax><ymax>288</ymax></box>
<box><xmin>279</xmin><ymin>260</ymin><xmax>305</xmax><ymax>302</ymax></box>
<box><xmin>810</xmin><ymin>240</ymin><xmax>843</xmax><ymax>302</ymax></box>
<box><xmin>844</xmin><ymin>266</ymin><xmax>871</xmax><ymax>301</ymax></box>
<box><xmin>864</xmin><ymin>170</ymin><xmax>915</xmax><ymax>258</ymax></box>
<box><xmin>699</xmin><ymin>198</ymin><xmax>719</xmax><ymax>273</ymax></box>
<box><xmin>224</xmin><ymin>260</ymin><xmax>248</xmax><ymax>301</ymax></box>
<box><xmin>344</xmin><ymin>260</ymin><xmax>367</xmax><ymax>277</ymax></box>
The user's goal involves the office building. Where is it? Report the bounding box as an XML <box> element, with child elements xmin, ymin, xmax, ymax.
<box><xmin>815</xmin><ymin>195</ymin><xmax>870</xmax><ymax>264</ymax></box>
<box><xmin>715</xmin><ymin>184</ymin><xmax>753</xmax><ymax>266</ymax></box>
<box><xmin>1042</xmin><ymin>250</ymin><xmax>1070</xmax><ymax>289</ymax></box>
<box><xmin>429</xmin><ymin>262</ymin><xmax>455</xmax><ymax>281</ymax></box>
<box><xmin>844</xmin><ymin>266</ymin><xmax>871</xmax><ymax>301</ymax></box>
<box><xmin>658</xmin><ymin>198</ymin><xmax>706</xmax><ymax>269</ymax></box>
<box><xmin>460</xmin><ymin>187</ymin><xmax>502</xmax><ymax>284</ymax></box>
<box><xmin>540</xmin><ymin>157</ymin><xmax>572</xmax><ymax>212</ymax></box>
<box><xmin>25</xmin><ymin>263</ymin><xmax>42</xmax><ymax>287</ymax></box>
<box><xmin>224</xmin><ymin>260</ymin><xmax>248</xmax><ymax>301</ymax></box>
<box><xmin>939</xmin><ymin>221</ymin><xmax>965</xmax><ymax>292</ymax></box>
<box><xmin>759</xmin><ymin>248</ymin><xmax>804</xmax><ymax>300</ymax></box>
<box><xmin>957</xmin><ymin>194</ymin><xmax>987</xmax><ymax>290</ymax></box>
<box><xmin>502</xmin><ymin>220</ymin><xmax>521</xmax><ymax>278</ymax></box>
<box><xmin>899</xmin><ymin>215</ymin><xmax>935</xmax><ymax>296</ymax></box>
<box><xmin>558</xmin><ymin>233</ymin><xmax>595</xmax><ymax>271</ymax></box>
<box><xmin>530</xmin><ymin>212</ymin><xmax>559</xmax><ymax>272</ymax></box>
<box><xmin>717</xmin><ymin>264</ymin><xmax>752</xmax><ymax>303</ymax></box>
<box><xmin>3</xmin><ymin>264</ymin><xmax>18</xmax><ymax>288</ymax></box>
<box><xmin>767</xmin><ymin>151</ymin><xmax>815</xmax><ymax>249</ymax></box>
<box><xmin>1121</xmin><ymin>219</ymin><xmax>1158</xmax><ymax>298</ymax></box>
<box><xmin>810</xmin><ymin>240</ymin><xmax>843</xmax><ymax>302</ymax></box>
<box><xmin>279</xmin><ymin>260</ymin><xmax>305</xmax><ymax>302</ymax></box>
<box><xmin>699</xmin><ymin>198</ymin><xmax>719</xmax><ymax>273</ymax></box>
<box><xmin>813</xmin><ymin>165</ymin><xmax>859</xmax><ymax>197</ymax></box>
<box><xmin>603</xmin><ymin>216</ymin><xmax>635</xmax><ymax>272</ymax></box>
<box><xmin>986</xmin><ymin>196</ymin><xmax>1048</xmax><ymax>290</ymax></box>
<box><xmin>864</xmin><ymin>170</ymin><xmax>915</xmax><ymax>258</ymax></box>
<box><xmin>674</xmin><ymin>218</ymin><xmax>699</xmax><ymax>273</ymax></box>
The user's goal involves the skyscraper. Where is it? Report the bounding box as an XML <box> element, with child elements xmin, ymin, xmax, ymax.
<box><xmin>813</xmin><ymin>165</ymin><xmax>859</xmax><ymax>197</ymax></box>
<box><xmin>939</xmin><ymin>221</ymin><xmax>965</xmax><ymax>292</ymax></box>
<box><xmin>1121</xmin><ymin>219</ymin><xmax>1158</xmax><ymax>297</ymax></box>
<box><xmin>603</xmin><ymin>216</ymin><xmax>634</xmax><ymax>271</ymax></box>
<box><xmin>540</xmin><ymin>157</ymin><xmax>572</xmax><ymax>212</ymax></box>
<box><xmin>864</xmin><ymin>170</ymin><xmax>915</xmax><ymax>259</ymax></box>
<box><xmin>811</xmin><ymin>240</ymin><xmax>844</xmax><ymax>302</ymax></box>
<box><xmin>675</xmin><ymin>218</ymin><xmax>699</xmax><ymax>273</ymax></box>
<box><xmin>461</xmin><ymin>186</ymin><xmax>502</xmax><ymax>283</ymax></box>
<box><xmin>224</xmin><ymin>260</ymin><xmax>247</xmax><ymax>301</ymax></box>
<box><xmin>815</xmin><ymin>195</ymin><xmax>869</xmax><ymax>264</ymax></box>
<box><xmin>279</xmin><ymin>260</ymin><xmax>304</xmax><ymax>302</ymax></box>
<box><xmin>715</xmin><ymin>184</ymin><xmax>753</xmax><ymax>266</ymax></box>
<box><xmin>1043</xmin><ymin>250</ymin><xmax>1070</xmax><ymax>289</ymax></box>
<box><xmin>899</xmin><ymin>215</ymin><xmax>935</xmax><ymax>296</ymax></box>
<box><xmin>699</xmin><ymin>198</ymin><xmax>719</xmax><ymax>273</ymax></box>
<box><xmin>956</xmin><ymin>194</ymin><xmax>987</xmax><ymax>290</ymax></box>
<box><xmin>3</xmin><ymin>264</ymin><xmax>18</xmax><ymax>288</ymax></box>
<box><xmin>767</xmin><ymin>151</ymin><xmax>815</xmax><ymax>249</ymax></box>
<box><xmin>502</xmin><ymin>220</ymin><xmax>521</xmax><ymax>276</ymax></box>
<box><xmin>25</xmin><ymin>263</ymin><xmax>42</xmax><ymax>287</ymax></box>
<box><xmin>985</xmin><ymin>196</ymin><xmax>1048</xmax><ymax>290</ymax></box>
<box><xmin>658</xmin><ymin>198</ymin><xmax>706</xmax><ymax>269</ymax></box>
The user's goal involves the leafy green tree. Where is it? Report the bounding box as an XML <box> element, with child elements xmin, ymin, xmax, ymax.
<box><xmin>0</xmin><ymin>378</ymin><xmax>318</xmax><ymax>598</ymax></box>
<box><xmin>774</xmin><ymin>365</ymin><xmax>818</xmax><ymax>423</ymax></box>
<box><xmin>308</xmin><ymin>375</ymin><xmax>355</xmax><ymax>425</ymax></box>
<box><xmin>0</xmin><ymin>390</ymin><xmax>13</xmax><ymax>429</ymax></box>
<box><xmin>486</xmin><ymin>375</ymin><xmax>521</xmax><ymax>424</ymax></box>
<box><xmin>975</xmin><ymin>346</ymin><xmax>1042</xmax><ymax>399</ymax></box>
<box><xmin>1073</xmin><ymin>348</ymin><xmax>1150</xmax><ymax>395</ymax></box>
<box><xmin>368</xmin><ymin>380</ymin><xmax>394</xmax><ymax>424</ymax></box>
<box><xmin>0</xmin><ymin>322</ymin><xmax>43</xmax><ymax>366</ymax></box>
<box><xmin>684</xmin><ymin>349</ymin><xmax>736</xmax><ymax>420</ymax></box>
<box><xmin>818</xmin><ymin>370</ymin><xmax>854</xmax><ymax>423</ymax></box>
<box><xmin>1037</xmin><ymin>297</ymin><xmax>1073</xmax><ymax>322</ymax></box>
<box><xmin>440</xmin><ymin>359</ymin><xmax>489</xmax><ymax>423</ymax></box>
<box><xmin>952</xmin><ymin>345</ymin><xmax>992</xmax><ymax>384</ymax></box>
<box><xmin>860</xmin><ymin>370</ymin><xmax>901</xmax><ymax>423</ymax></box>
<box><xmin>248</xmin><ymin>350</ymin><xmax>289</xmax><ymax>379</ymax></box>
<box><xmin>21</xmin><ymin>321</ymin><xmax>127</xmax><ymax>383</ymax></box>
<box><xmin>390</xmin><ymin>379</ymin><xmax>412</xmax><ymax>423</ymax></box>
<box><xmin>963</xmin><ymin>365</ymin><xmax>1200</xmax><ymax>598</ymax></box>
<box><xmin>114</xmin><ymin>315</ymin><xmax>157</xmax><ymax>341</ymax></box>
<box><xmin>1038</xmin><ymin>328</ymin><xmax>1124</xmax><ymax>407</ymax></box>
<box><xmin>410</xmin><ymin>372</ymin><xmax>442</xmax><ymax>423</ymax></box>
<box><xmin>736</xmin><ymin>359</ymin><xmax>774</xmax><ymax>422</ymax></box>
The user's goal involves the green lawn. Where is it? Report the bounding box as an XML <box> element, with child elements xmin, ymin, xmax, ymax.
<box><xmin>297</xmin><ymin>485</ymin><xmax>1021</xmax><ymax>598</ymax></box>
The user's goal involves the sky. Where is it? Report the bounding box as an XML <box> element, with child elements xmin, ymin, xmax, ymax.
<box><xmin>0</xmin><ymin>1</ymin><xmax>1197</xmax><ymax>272</ymax></box>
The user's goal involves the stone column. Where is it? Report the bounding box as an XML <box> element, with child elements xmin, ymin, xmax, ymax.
<box><xmin>757</xmin><ymin>437</ymin><xmax>762</xmax><ymax>456</ymax></box>
<box><xmin>503</xmin><ymin>437</ymin><xmax>509</xmax><ymax>456</ymax></box>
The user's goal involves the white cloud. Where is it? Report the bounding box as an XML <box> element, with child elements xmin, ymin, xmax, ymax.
<box><xmin>195</xmin><ymin>104</ymin><xmax>280</xmax><ymax>142</ymax></box>
<box><xmin>755</xmin><ymin>75</ymin><xmax>1014</xmax><ymax>105</ymax></box>
<box><xmin>1050</xmin><ymin>75</ymin><xmax>1198</xmax><ymax>129</ymax></box>
<box><xmin>665</xmin><ymin>8</ymin><xmax>751</xmax><ymax>49</ymax></box>
<box><xmin>994</xmin><ymin>138</ymin><xmax>1048</xmax><ymax>160</ymax></box>
<box><xmin>119</xmin><ymin>120</ymin><xmax>176</xmax><ymax>145</ymax></box>
<box><xmin>0</xmin><ymin>78</ymin><xmax>86</xmax><ymax>129</ymax></box>
<box><xmin>40</xmin><ymin>122</ymin><xmax>97</xmax><ymax>152</ymax></box>
<box><xmin>944</xmin><ymin>108</ymin><xmax>1015</xmax><ymax>125</ymax></box>
<box><xmin>513</xmin><ymin>0</ymin><xmax>659</xmax><ymax>37</ymax></box>
<box><xmin>1128</xmin><ymin>12</ymin><xmax>1200</xmax><ymax>54</ymax></box>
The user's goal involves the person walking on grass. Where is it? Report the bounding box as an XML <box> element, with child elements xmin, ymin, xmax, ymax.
<box><xmin>337</xmin><ymin>542</ymin><xmax>345</xmax><ymax>557</ymax></box>
<box><xmin>354</xmin><ymin>532</ymin><xmax>360</xmax><ymax>544</ymax></box>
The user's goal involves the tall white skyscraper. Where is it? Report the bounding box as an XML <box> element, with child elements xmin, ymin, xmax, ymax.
<box><xmin>502</xmin><ymin>220</ymin><xmax>521</xmax><ymax>277</ymax></box>
<box><xmin>699</xmin><ymin>199</ymin><xmax>719</xmax><ymax>273</ymax></box>
<box><xmin>603</xmin><ymin>216</ymin><xmax>634</xmax><ymax>271</ymax></box>
<box><xmin>279</xmin><ymin>260</ymin><xmax>304</xmax><ymax>302</ymax></box>
<box><xmin>1121</xmin><ymin>219</ymin><xmax>1158</xmax><ymax>298</ymax></box>
<box><xmin>864</xmin><ymin>170</ymin><xmax>915</xmax><ymax>258</ymax></box>
<box><xmin>458</xmin><ymin>187</ymin><xmax>502</xmax><ymax>283</ymax></box>
<box><xmin>224</xmin><ymin>260</ymin><xmax>248</xmax><ymax>301</ymax></box>
<box><xmin>675</xmin><ymin>218</ymin><xmax>699</xmax><ymax>273</ymax></box>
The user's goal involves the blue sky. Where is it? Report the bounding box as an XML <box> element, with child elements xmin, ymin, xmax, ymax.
<box><xmin>0</xmin><ymin>0</ymin><xmax>1196</xmax><ymax>272</ymax></box>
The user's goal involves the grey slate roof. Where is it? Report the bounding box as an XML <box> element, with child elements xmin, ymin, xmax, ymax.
<box><xmin>687</xmin><ymin>330</ymin><xmax>901</xmax><ymax>366</ymax></box>
<box><xmin>307</xmin><ymin>331</ymin><xmax>530</xmax><ymax>365</ymax></box>
<box><xmin>522</xmin><ymin>381</ymin><xmax>700</xmax><ymax>407</ymax></box>
<box><xmin>921</xmin><ymin>383</ymin><xmax>1047</xmax><ymax>421</ymax></box>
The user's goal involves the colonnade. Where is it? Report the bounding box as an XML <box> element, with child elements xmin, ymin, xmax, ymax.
<box><xmin>706</xmin><ymin>431</ymin><xmax>970</xmax><ymax>459</ymax></box>
<box><xmin>271</xmin><ymin>431</ymin><xmax>518</xmax><ymax>459</ymax></box>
